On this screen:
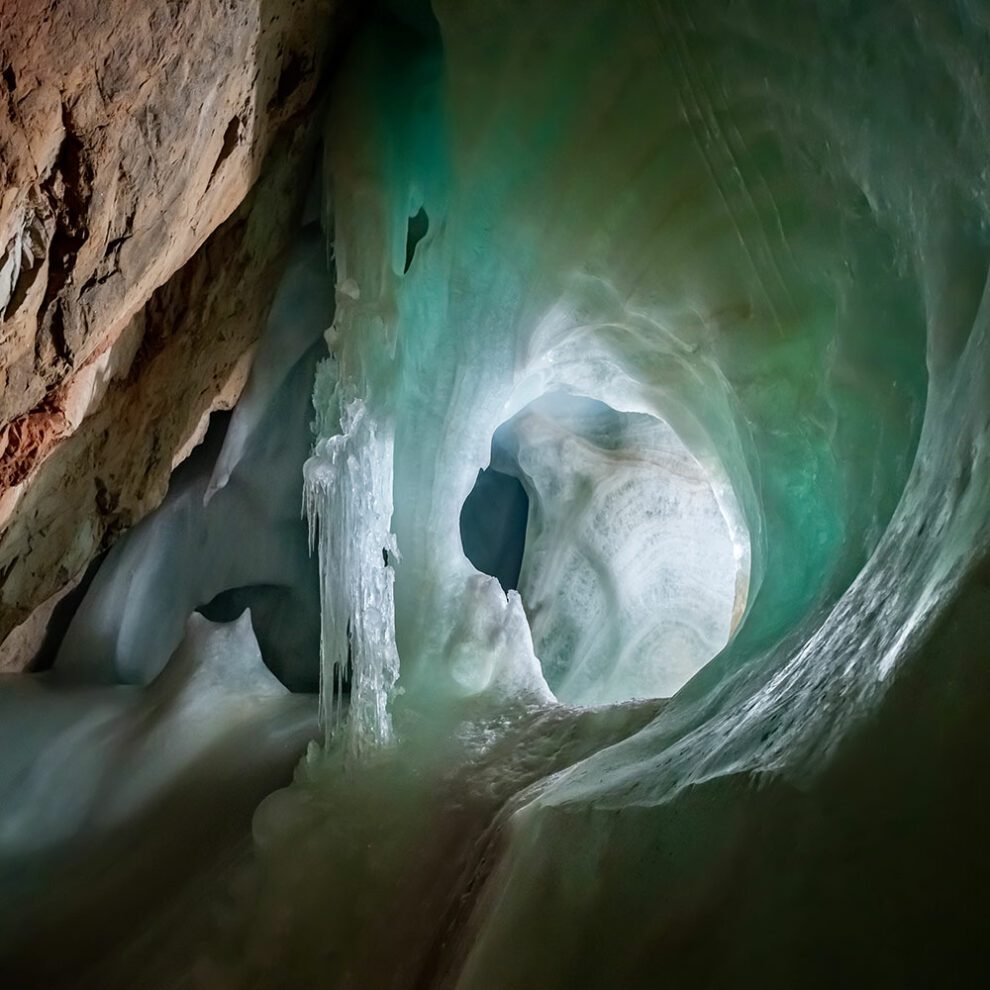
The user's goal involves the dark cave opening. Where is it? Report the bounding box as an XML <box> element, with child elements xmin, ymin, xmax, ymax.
<box><xmin>459</xmin><ymin>465</ymin><xmax>530</xmax><ymax>593</ymax></box>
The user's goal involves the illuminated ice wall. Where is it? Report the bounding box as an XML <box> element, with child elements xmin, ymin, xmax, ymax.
<box><xmin>287</xmin><ymin>0</ymin><xmax>988</xmax><ymax>982</ymax></box>
<box><xmin>305</xmin><ymin>0</ymin><xmax>943</xmax><ymax>751</ymax></box>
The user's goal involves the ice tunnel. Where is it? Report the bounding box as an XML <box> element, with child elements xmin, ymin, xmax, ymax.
<box><xmin>461</xmin><ymin>393</ymin><xmax>747</xmax><ymax>705</ymax></box>
<box><xmin>1</xmin><ymin>0</ymin><xmax>989</xmax><ymax>987</ymax></box>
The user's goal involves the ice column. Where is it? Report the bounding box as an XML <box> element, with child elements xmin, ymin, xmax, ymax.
<box><xmin>302</xmin><ymin>137</ymin><xmax>403</xmax><ymax>757</ymax></box>
<box><xmin>304</xmin><ymin>389</ymin><xmax>399</xmax><ymax>755</ymax></box>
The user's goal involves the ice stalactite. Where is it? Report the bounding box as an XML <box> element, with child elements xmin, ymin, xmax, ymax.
<box><xmin>303</xmin><ymin>392</ymin><xmax>400</xmax><ymax>753</ymax></box>
<box><xmin>301</xmin><ymin>60</ymin><xmax>409</xmax><ymax>752</ymax></box>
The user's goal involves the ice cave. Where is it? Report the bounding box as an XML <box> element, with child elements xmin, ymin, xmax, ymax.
<box><xmin>1</xmin><ymin>0</ymin><xmax>989</xmax><ymax>986</ymax></box>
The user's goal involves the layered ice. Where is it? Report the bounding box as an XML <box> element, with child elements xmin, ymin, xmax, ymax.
<box><xmin>496</xmin><ymin>393</ymin><xmax>745</xmax><ymax>704</ymax></box>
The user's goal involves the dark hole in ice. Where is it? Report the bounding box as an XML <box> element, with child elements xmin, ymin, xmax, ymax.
<box><xmin>198</xmin><ymin>584</ymin><xmax>319</xmax><ymax>694</ymax></box>
<box><xmin>404</xmin><ymin>206</ymin><xmax>429</xmax><ymax>273</ymax></box>
<box><xmin>460</xmin><ymin>467</ymin><xmax>529</xmax><ymax>592</ymax></box>
<box><xmin>29</xmin><ymin>547</ymin><xmax>109</xmax><ymax>673</ymax></box>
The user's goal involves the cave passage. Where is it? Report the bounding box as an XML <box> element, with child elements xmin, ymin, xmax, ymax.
<box><xmin>459</xmin><ymin>466</ymin><xmax>529</xmax><ymax>593</ymax></box>
<box><xmin>2</xmin><ymin>0</ymin><xmax>989</xmax><ymax>986</ymax></box>
<box><xmin>459</xmin><ymin>394</ymin><xmax>744</xmax><ymax>704</ymax></box>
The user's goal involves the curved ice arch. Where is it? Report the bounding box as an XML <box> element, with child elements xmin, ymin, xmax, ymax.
<box><xmin>314</xmin><ymin>0</ymin><xmax>930</xmax><ymax>762</ymax></box>
<box><xmin>468</xmin><ymin>393</ymin><xmax>746</xmax><ymax>705</ymax></box>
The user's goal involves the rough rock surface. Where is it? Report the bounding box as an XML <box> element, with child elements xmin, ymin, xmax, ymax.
<box><xmin>0</xmin><ymin>0</ymin><xmax>341</xmax><ymax>667</ymax></box>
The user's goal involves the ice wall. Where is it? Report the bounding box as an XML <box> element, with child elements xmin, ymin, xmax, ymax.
<box><xmin>496</xmin><ymin>393</ymin><xmax>743</xmax><ymax>704</ymax></box>
<box><xmin>308</xmin><ymin>0</ymin><xmax>929</xmax><ymax>731</ymax></box>
<box><xmin>285</xmin><ymin>0</ymin><xmax>988</xmax><ymax>984</ymax></box>
<box><xmin>3</xmin><ymin>0</ymin><xmax>986</xmax><ymax>984</ymax></box>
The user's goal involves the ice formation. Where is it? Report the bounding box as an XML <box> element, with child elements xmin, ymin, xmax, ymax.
<box><xmin>304</xmin><ymin>393</ymin><xmax>401</xmax><ymax>751</ymax></box>
<box><xmin>0</xmin><ymin>611</ymin><xmax>317</xmax><ymax>975</ymax></box>
<box><xmin>304</xmin><ymin>0</ymin><xmax>924</xmax><ymax>745</ymax></box>
<box><xmin>3</xmin><ymin>0</ymin><xmax>990</xmax><ymax>985</ymax></box>
<box><xmin>0</xmin><ymin>222</ymin><xmax>329</xmax><ymax>972</ymax></box>
<box><xmin>497</xmin><ymin>393</ymin><xmax>745</xmax><ymax>704</ymax></box>
<box><xmin>282</xmin><ymin>0</ymin><xmax>987</xmax><ymax>982</ymax></box>
<box><xmin>54</xmin><ymin>228</ymin><xmax>330</xmax><ymax>690</ymax></box>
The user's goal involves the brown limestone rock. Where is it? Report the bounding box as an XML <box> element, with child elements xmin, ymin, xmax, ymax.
<box><xmin>0</xmin><ymin>0</ymin><xmax>335</xmax><ymax>458</ymax></box>
<box><xmin>0</xmin><ymin>124</ymin><xmax>320</xmax><ymax>669</ymax></box>
<box><xmin>0</xmin><ymin>0</ymin><xmax>344</xmax><ymax>668</ymax></box>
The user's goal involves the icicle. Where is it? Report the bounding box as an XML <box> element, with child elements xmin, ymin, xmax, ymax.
<box><xmin>303</xmin><ymin>396</ymin><xmax>400</xmax><ymax>757</ymax></box>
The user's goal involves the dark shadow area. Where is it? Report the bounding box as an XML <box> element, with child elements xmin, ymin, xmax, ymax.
<box><xmin>28</xmin><ymin>548</ymin><xmax>107</xmax><ymax>673</ymax></box>
<box><xmin>199</xmin><ymin>584</ymin><xmax>319</xmax><ymax>693</ymax></box>
<box><xmin>460</xmin><ymin>467</ymin><xmax>529</xmax><ymax>592</ymax></box>
<box><xmin>0</xmin><ymin>697</ymin><xmax>317</xmax><ymax>989</ymax></box>
<box><xmin>404</xmin><ymin>206</ymin><xmax>429</xmax><ymax>273</ymax></box>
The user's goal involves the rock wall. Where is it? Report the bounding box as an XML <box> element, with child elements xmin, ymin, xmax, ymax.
<box><xmin>0</xmin><ymin>0</ymin><xmax>343</xmax><ymax>667</ymax></box>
